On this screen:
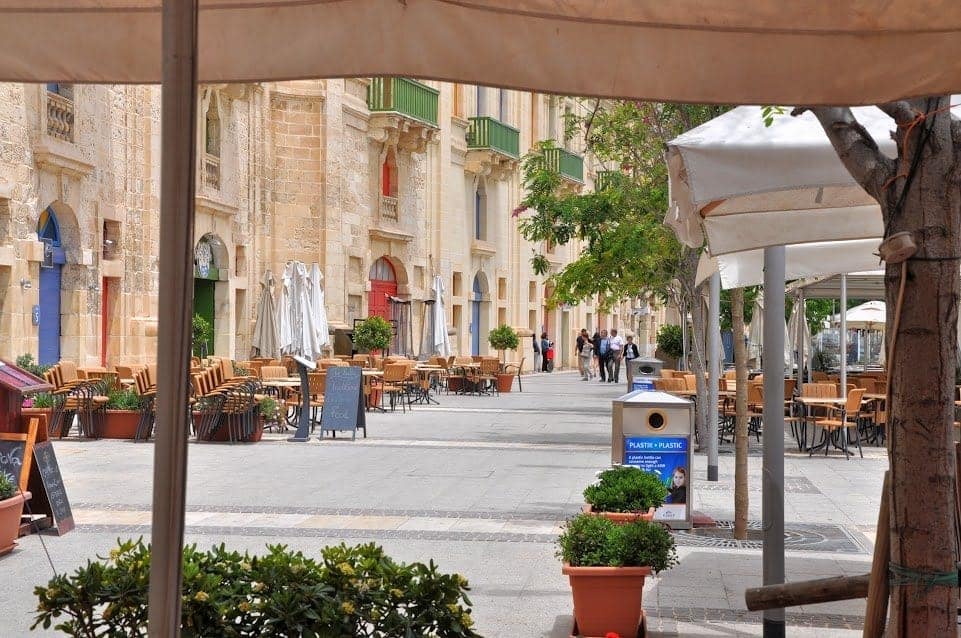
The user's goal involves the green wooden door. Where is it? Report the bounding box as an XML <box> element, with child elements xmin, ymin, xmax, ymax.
<box><xmin>193</xmin><ymin>279</ymin><xmax>215</xmax><ymax>356</ymax></box>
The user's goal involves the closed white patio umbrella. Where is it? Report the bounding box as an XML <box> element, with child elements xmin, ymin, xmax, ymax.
<box><xmin>309</xmin><ymin>263</ymin><xmax>330</xmax><ymax>356</ymax></box>
<box><xmin>275</xmin><ymin>265</ymin><xmax>293</xmax><ymax>356</ymax></box>
<box><xmin>432</xmin><ymin>275</ymin><xmax>452</xmax><ymax>358</ymax></box>
<box><xmin>250</xmin><ymin>270</ymin><xmax>280</xmax><ymax>359</ymax></box>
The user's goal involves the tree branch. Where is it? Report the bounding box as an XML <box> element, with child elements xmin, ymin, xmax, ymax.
<box><xmin>878</xmin><ymin>101</ymin><xmax>918</xmax><ymax>127</ymax></box>
<box><xmin>795</xmin><ymin>106</ymin><xmax>896</xmax><ymax>202</ymax></box>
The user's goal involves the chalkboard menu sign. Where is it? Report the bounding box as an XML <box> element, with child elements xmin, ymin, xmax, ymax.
<box><xmin>0</xmin><ymin>436</ymin><xmax>26</xmax><ymax>487</ymax></box>
<box><xmin>320</xmin><ymin>366</ymin><xmax>365</xmax><ymax>440</ymax></box>
<box><xmin>30</xmin><ymin>442</ymin><xmax>73</xmax><ymax>534</ymax></box>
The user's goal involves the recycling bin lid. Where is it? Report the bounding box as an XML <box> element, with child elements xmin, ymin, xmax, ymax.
<box><xmin>614</xmin><ymin>390</ymin><xmax>692</xmax><ymax>407</ymax></box>
<box><xmin>636</xmin><ymin>356</ymin><xmax>663</xmax><ymax>364</ymax></box>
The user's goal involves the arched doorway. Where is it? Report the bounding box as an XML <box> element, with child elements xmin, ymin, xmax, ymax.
<box><xmin>193</xmin><ymin>234</ymin><xmax>228</xmax><ymax>356</ymax></box>
<box><xmin>470</xmin><ymin>273</ymin><xmax>489</xmax><ymax>356</ymax></box>
<box><xmin>37</xmin><ymin>206</ymin><xmax>67</xmax><ymax>365</ymax></box>
<box><xmin>368</xmin><ymin>257</ymin><xmax>397</xmax><ymax>321</ymax></box>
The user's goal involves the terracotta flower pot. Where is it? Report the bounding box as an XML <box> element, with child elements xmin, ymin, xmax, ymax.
<box><xmin>0</xmin><ymin>492</ymin><xmax>30</xmax><ymax>556</ymax></box>
<box><xmin>102</xmin><ymin>410</ymin><xmax>141</xmax><ymax>439</ymax></box>
<box><xmin>563</xmin><ymin>563</ymin><xmax>650</xmax><ymax>638</ymax></box>
<box><xmin>496</xmin><ymin>373</ymin><xmax>514</xmax><ymax>393</ymax></box>
<box><xmin>582</xmin><ymin>504</ymin><xmax>656</xmax><ymax>523</ymax></box>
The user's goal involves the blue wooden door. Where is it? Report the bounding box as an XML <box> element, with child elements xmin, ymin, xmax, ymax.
<box><xmin>470</xmin><ymin>276</ymin><xmax>482</xmax><ymax>356</ymax></box>
<box><xmin>38</xmin><ymin>263</ymin><xmax>62</xmax><ymax>365</ymax></box>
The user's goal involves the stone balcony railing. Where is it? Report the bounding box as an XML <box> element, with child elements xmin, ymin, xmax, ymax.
<box><xmin>46</xmin><ymin>92</ymin><xmax>75</xmax><ymax>142</ymax></box>
<box><xmin>203</xmin><ymin>154</ymin><xmax>221</xmax><ymax>190</ymax></box>
<box><xmin>380</xmin><ymin>195</ymin><xmax>399</xmax><ymax>220</ymax></box>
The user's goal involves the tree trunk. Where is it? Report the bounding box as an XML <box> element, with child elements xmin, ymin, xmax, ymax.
<box><xmin>810</xmin><ymin>99</ymin><xmax>959</xmax><ymax>635</ymax></box>
<box><xmin>689</xmin><ymin>285</ymin><xmax>709</xmax><ymax>448</ymax></box>
<box><xmin>732</xmin><ymin>287</ymin><xmax>749</xmax><ymax>540</ymax></box>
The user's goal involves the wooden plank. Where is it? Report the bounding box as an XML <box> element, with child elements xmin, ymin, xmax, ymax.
<box><xmin>745</xmin><ymin>574</ymin><xmax>870</xmax><ymax>611</ymax></box>
<box><xmin>862</xmin><ymin>470</ymin><xmax>890</xmax><ymax>638</ymax></box>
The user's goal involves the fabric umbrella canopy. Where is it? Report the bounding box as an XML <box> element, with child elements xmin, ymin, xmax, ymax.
<box><xmin>275</xmin><ymin>265</ymin><xmax>293</xmax><ymax>356</ymax></box>
<box><xmin>431</xmin><ymin>275</ymin><xmax>452</xmax><ymax>358</ymax></box>
<box><xmin>787</xmin><ymin>299</ymin><xmax>812</xmax><ymax>373</ymax></box>
<box><xmin>282</xmin><ymin>261</ymin><xmax>318</xmax><ymax>359</ymax></box>
<box><xmin>747</xmin><ymin>295</ymin><xmax>791</xmax><ymax>370</ymax></box>
<box><xmin>250</xmin><ymin>269</ymin><xmax>280</xmax><ymax>359</ymax></box>
<box><xmin>4</xmin><ymin>1</ymin><xmax>961</xmax><ymax>105</ymax></box>
<box><xmin>309</xmin><ymin>263</ymin><xmax>331</xmax><ymax>356</ymax></box>
<box><xmin>844</xmin><ymin>300</ymin><xmax>886</xmax><ymax>330</ymax></box>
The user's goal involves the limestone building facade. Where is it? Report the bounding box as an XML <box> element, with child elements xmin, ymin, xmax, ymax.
<box><xmin>0</xmin><ymin>80</ymin><xmax>667</xmax><ymax>370</ymax></box>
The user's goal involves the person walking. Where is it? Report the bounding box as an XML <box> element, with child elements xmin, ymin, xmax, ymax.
<box><xmin>609</xmin><ymin>328</ymin><xmax>624</xmax><ymax>383</ymax></box>
<box><xmin>540</xmin><ymin>332</ymin><xmax>552</xmax><ymax>372</ymax></box>
<box><xmin>576</xmin><ymin>328</ymin><xmax>593</xmax><ymax>380</ymax></box>
<box><xmin>532</xmin><ymin>333</ymin><xmax>541</xmax><ymax>374</ymax></box>
<box><xmin>596</xmin><ymin>329</ymin><xmax>610</xmax><ymax>382</ymax></box>
<box><xmin>589</xmin><ymin>330</ymin><xmax>600</xmax><ymax>379</ymax></box>
<box><xmin>623</xmin><ymin>333</ymin><xmax>641</xmax><ymax>387</ymax></box>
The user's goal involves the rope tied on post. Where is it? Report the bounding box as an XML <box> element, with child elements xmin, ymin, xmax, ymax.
<box><xmin>888</xmin><ymin>563</ymin><xmax>960</xmax><ymax>595</ymax></box>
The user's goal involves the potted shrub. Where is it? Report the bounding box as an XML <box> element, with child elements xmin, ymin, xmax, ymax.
<box><xmin>0</xmin><ymin>472</ymin><xmax>29</xmax><ymax>556</ymax></box>
<box><xmin>558</xmin><ymin>513</ymin><xmax>677</xmax><ymax>637</ymax></box>
<box><xmin>23</xmin><ymin>392</ymin><xmax>55</xmax><ymax>436</ymax></box>
<box><xmin>256</xmin><ymin>397</ymin><xmax>280</xmax><ymax>440</ymax></box>
<box><xmin>34</xmin><ymin>539</ymin><xmax>481</xmax><ymax>637</ymax></box>
<box><xmin>102</xmin><ymin>388</ymin><xmax>143</xmax><ymax>439</ymax></box>
<box><xmin>488</xmin><ymin>324</ymin><xmax>519</xmax><ymax>392</ymax></box>
<box><xmin>582</xmin><ymin>465</ymin><xmax>668</xmax><ymax>523</ymax></box>
<box><xmin>353</xmin><ymin>316</ymin><xmax>393</xmax><ymax>355</ymax></box>
<box><xmin>192</xmin><ymin>313</ymin><xmax>213</xmax><ymax>358</ymax></box>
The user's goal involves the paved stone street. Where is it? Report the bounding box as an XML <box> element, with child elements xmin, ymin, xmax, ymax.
<box><xmin>0</xmin><ymin>372</ymin><xmax>885</xmax><ymax>637</ymax></box>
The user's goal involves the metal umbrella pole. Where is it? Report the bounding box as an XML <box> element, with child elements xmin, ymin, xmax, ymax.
<box><xmin>762</xmin><ymin>246</ymin><xmax>786</xmax><ymax>638</ymax></box>
<box><xmin>707</xmin><ymin>272</ymin><xmax>720</xmax><ymax>482</ymax></box>
<box><xmin>148</xmin><ymin>1</ymin><xmax>198</xmax><ymax>636</ymax></box>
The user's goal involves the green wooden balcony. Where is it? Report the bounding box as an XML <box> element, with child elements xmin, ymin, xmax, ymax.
<box><xmin>367</xmin><ymin>78</ymin><xmax>439</xmax><ymax>128</ymax></box>
<box><xmin>467</xmin><ymin>117</ymin><xmax>520</xmax><ymax>159</ymax></box>
<box><xmin>545</xmin><ymin>147</ymin><xmax>584</xmax><ymax>184</ymax></box>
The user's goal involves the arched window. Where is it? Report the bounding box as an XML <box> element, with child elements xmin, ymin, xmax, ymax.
<box><xmin>474</xmin><ymin>181</ymin><xmax>488</xmax><ymax>241</ymax></box>
<box><xmin>37</xmin><ymin>207</ymin><xmax>62</xmax><ymax>247</ymax></box>
<box><xmin>369</xmin><ymin>257</ymin><xmax>396</xmax><ymax>282</ymax></box>
<box><xmin>205</xmin><ymin>96</ymin><xmax>221</xmax><ymax>157</ymax></box>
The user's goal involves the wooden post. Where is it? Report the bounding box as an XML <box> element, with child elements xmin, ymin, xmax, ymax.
<box><xmin>745</xmin><ymin>574</ymin><xmax>870</xmax><ymax>611</ymax></box>
<box><xmin>862</xmin><ymin>470</ymin><xmax>890</xmax><ymax>638</ymax></box>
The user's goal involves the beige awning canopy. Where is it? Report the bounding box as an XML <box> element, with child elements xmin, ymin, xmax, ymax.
<box><xmin>2</xmin><ymin>0</ymin><xmax>961</xmax><ymax>104</ymax></box>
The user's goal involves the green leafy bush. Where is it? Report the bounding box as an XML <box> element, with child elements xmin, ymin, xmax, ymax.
<box><xmin>655</xmin><ymin>324</ymin><xmax>684</xmax><ymax>361</ymax></box>
<box><xmin>192</xmin><ymin>314</ymin><xmax>213</xmax><ymax>356</ymax></box>
<box><xmin>0</xmin><ymin>472</ymin><xmax>16</xmax><ymax>500</ymax></box>
<box><xmin>106</xmin><ymin>388</ymin><xmax>142</xmax><ymax>411</ymax></box>
<box><xmin>557</xmin><ymin>514</ymin><xmax>677</xmax><ymax>572</ymax></box>
<box><xmin>583</xmin><ymin>465</ymin><xmax>668</xmax><ymax>513</ymax></box>
<box><xmin>33</xmin><ymin>539</ymin><xmax>480</xmax><ymax>637</ymax></box>
<box><xmin>258</xmin><ymin>397</ymin><xmax>280</xmax><ymax>422</ymax></box>
<box><xmin>353</xmin><ymin>316</ymin><xmax>393</xmax><ymax>353</ymax></box>
<box><xmin>487</xmin><ymin>325</ymin><xmax>520</xmax><ymax>352</ymax></box>
<box><xmin>30</xmin><ymin>393</ymin><xmax>54</xmax><ymax>409</ymax></box>
<box><xmin>16</xmin><ymin>353</ymin><xmax>50</xmax><ymax>378</ymax></box>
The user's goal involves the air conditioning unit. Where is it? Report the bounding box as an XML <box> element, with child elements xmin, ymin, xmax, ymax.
<box><xmin>40</xmin><ymin>239</ymin><xmax>54</xmax><ymax>269</ymax></box>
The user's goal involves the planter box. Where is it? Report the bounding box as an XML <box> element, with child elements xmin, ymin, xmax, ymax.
<box><xmin>563</xmin><ymin>563</ymin><xmax>651</xmax><ymax>638</ymax></box>
<box><xmin>0</xmin><ymin>492</ymin><xmax>30</xmax><ymax>556</ymax></box>
<box><xmin>496</xmin><ymin>373</ymin><xmax>514</xmax><ymax>393</ymax></box>
<box><xmin>102</xmin><ymin>410</ymin><xmax>140</xmax><ymax>439</ymax></box>
<box><xmin>570</xmin><ymin>615</ymin><xmax>646</xmax><ymax>638</ymax></box>
<box><xmin>582</xmin><ymin>504</ymin><xmax>655</xmax><ymax>523</ymax></box>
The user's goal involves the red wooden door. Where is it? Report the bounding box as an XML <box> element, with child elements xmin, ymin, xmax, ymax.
<box><xmin>369</xmin><ymin>281</ymin><xmax>396</xmax><ymax>320</ymax></box>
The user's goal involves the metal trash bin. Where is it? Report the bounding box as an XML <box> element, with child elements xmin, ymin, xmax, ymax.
<box><xmin>629</xmin><ymin>356</ymin><xmax>663</xmax><ymax>392</ymax></box>
<box><xmin>612</xmin><ymin>390</ymin><xmax>693</xmax><ymax>528</ymax></box>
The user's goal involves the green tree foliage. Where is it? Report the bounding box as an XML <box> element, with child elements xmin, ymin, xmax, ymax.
<box><xmin>656</xmin><ymin>324</ymin><xmax>684</xmax><ymax>361</ymax></box>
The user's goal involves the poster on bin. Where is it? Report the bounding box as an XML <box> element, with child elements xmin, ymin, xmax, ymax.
<box><xmin>623</xmin><ymin>436</ymin><xmax>688</xmax><ymax>522</ymax></box>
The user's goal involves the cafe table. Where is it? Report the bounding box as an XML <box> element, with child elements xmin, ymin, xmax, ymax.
<box><xmin>794</xmin><ymin>396</ymin><xmax>847</xmax><ymax>454</ymax></box>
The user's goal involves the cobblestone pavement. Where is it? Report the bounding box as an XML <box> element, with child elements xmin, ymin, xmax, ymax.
<box><xmin>0</xmin><ymin>372</ymin><xmax>885</xmax><ymax>637</ymax></box>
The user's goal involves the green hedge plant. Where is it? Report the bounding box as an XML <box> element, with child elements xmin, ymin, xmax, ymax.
<box><xmin>34</xmin><ymin>539</ymin><xmax>480</xmax><ymax>637</ymax></box>
<box><xmin>583</xmin><ymin>465</ymin><xmax>668</xmax><ymax>513</ymax></box>
<box><xmin>353</xmin><ymin>316</ymin><xmax>393</xmax><ymax>353</ymax></box>
<box><xmin>0</xmin><ymin>473</ymin><xmax>15</xmax><ymax>500</ymax></box>
<box><xmin>557</xmin><ymin>513</ymin><xmax>677</xmax><ymax>573</ymax></box>
<box><xmin>106</xmin><ymin>388</ymin><xmax>142</xmax><ymax>411</ymax></box>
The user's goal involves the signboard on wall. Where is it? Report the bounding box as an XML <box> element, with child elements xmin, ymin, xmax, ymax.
<box><xmin>623</xmin><ymin>436</ymin><xmax>689</xmax><ymax>523</ymax></box>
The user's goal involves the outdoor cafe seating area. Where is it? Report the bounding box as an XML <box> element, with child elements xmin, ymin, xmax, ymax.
<box><xmin>33</xmin><ymin>352</ymin><xmax>525</xmax><ymax>444</ymax></box>
<box><xmin>654</xmin><ymin>368</ymin><xmax>895</xmax><ymax>459</ymax></box>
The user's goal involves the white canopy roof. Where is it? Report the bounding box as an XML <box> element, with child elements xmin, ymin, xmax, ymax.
<box><xmin>2</xmin><ymin>1</ymin><xmax>961</xmax><ymax>105</ymax></box>
<box><xmin>696</xmin><ymin>238</ymin><xmax>883</xmax><ymax>289</ymax></box>
<box><xmin>788</xmin><ymin>272</ymin><xmax>886</xmax><ymax>300</ymax></box>
<box><xmin>665</xmin><ymin>104</ymin><xmax>903</xmax><ymax>254</ymax></box>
